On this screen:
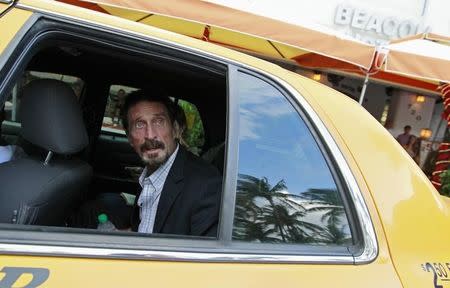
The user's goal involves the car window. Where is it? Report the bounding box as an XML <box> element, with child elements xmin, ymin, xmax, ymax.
<box><xmin>102</xmin><ymin>85</ymin><xmax>137</xmax><ymax>136</ymax></box>
<box><xmin>0</xmin><ymin>18</ymin><xmax>227</xmax><ymax>246</ymax></box>
<box><xmin>177</xmin><ymin>99</ymin><xmax>205</xmax><ymax>155</ymax></box>
<box><xmin>232</xmin><ymin>72</ymin><xmax>352</xmax><ymax>245</ymax></box>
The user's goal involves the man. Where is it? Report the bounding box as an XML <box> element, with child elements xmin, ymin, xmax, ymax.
<box><xmin>121</xmin><ymin>89</ymin><xmax>221</xmax><ymax>237</ymax></box>
<box><xmin>396</xmin><ymin>125</ymin><xmax>413</xmax><ymax>148</ymax></box>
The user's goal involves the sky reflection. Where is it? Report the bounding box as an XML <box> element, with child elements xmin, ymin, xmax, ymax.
<box><xmin>238</xmin><ymin>73</ymin><xmax>337</xmax><ymax>195</ymax></box>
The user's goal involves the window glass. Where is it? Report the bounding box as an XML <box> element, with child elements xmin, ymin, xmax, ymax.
<box><xmin>232</xmin><ymin>72</ymin><xmax>352</xmax><ymax>245</ymax></box>
<box><xmin>178</xmin><ymin>99</ymin><xmax>205</xmax><ymax>154</ymax></box>
<box><xmin>102</xmin><ymin>85</ymin><xmax>137</xmax><ymax>136</ymax></box>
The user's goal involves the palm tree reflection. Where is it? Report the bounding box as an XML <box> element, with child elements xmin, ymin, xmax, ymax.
<box><xmin>301</xmin><ymin>189</ymin><xmax>350</xmax><ymax>244</ymax></box>
<box><xmin>233</xmin><ymin>174</ymin><xmax>352</xmax><ymax>245</ymax></box>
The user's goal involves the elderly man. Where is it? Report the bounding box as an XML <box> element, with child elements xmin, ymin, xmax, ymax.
<box><xmin>122</xmin><ymin>89</ymin><xmax>221</xmax><ymax>236</ymax></box>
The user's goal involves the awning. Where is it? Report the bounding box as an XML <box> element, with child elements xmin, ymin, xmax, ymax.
<box><xmin>58</xmin><ymin>0</ymin><xmax>377</xmax><ymax>70</ymax></box>
<box><xmin>294</xmin><ymin>53</ymin><xmax>440</xmax><ymax>94</ymax></box>
<box><xmin>57</xmin><ymin>0</ymin><xmax>445</xmax><ymax>97</ymax></box>
<box><xmin>380</xmin><ymin>33</ymin><xmax>450</xmax><ymax>84</ymax></box>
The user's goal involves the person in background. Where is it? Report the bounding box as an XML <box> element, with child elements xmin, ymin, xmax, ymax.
<box><xmin>112</xmin><ymin>89</ymin><xmax>127</xmax><ymax>126</ymax></box>
<box><xmin>396</xmin><ymin>125</ymin><xmax>419</xmax><ymax>163</ymax></box>
<box><xmin>0</xmin><ymin>104</ymin><xmax>26</xmax><ymax>164</ymax></box>
<box><xmin>396</xmin><ymin>125</ymin><xmax>413</xmax><ymax>148</ymax></box>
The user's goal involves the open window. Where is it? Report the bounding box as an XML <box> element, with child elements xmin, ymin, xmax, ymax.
<box><xmin>0</xmin><ymin>18</ymin><xmax>227</xmax><ymax>237</ymax></box>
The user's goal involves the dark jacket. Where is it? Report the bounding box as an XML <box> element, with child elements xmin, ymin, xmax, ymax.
<box><xmin>131</xmin><ymin>146</ymin><xmax>222</xmax><ymax>237</ymax></box>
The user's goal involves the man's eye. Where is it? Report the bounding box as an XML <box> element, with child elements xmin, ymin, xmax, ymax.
<box><xmin>153</xmin><ymin>118</ymin><xmax>165</xmax><ymax>126</ymax></box>
<box><xmin>135</xmin><ymin>121</ymin><xmax>146</xmax><ymax>129</ymax></box>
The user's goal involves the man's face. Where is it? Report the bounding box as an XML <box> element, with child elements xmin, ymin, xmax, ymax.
<box><xmin>405</xmin><ymin>127</ymin><xmax>411</xmax><ymax>134</ymax></box>
<box><xmin>127</xmin><ymin>101</ymin><xmax>178</xmax><ymax>171</ymax></box>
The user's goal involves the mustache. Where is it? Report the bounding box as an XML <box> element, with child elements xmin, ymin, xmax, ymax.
<box><xmin>140</xmin><ymin>138</ymin><xmax>165</xmax><ymax>152</ymax></box>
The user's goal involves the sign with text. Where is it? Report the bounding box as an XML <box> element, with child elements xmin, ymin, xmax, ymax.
<box><xmin>334</xmin><ymin>4</ymin><xmax>431</xmax><ymax>45</ymax></box>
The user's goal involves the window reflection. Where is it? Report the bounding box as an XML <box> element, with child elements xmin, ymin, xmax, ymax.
<box><xmin>233</xmin><ymin>73</ymin><xmax>352</xmax><ymax>245</ymax></box>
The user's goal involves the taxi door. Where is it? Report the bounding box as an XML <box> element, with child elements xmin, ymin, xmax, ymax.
<box><xmin>0</xmin><ymin>2</ymin><xmax>404</xmax><ymax>288</ymax></box>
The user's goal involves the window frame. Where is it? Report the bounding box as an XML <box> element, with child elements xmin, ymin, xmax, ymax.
<box><xmin>0</xmin><ymin>6</ymin><xmax>376</xmax><ymax>264</ymax></box>
<box><xmin>230</xmin><ymin>69</ymin><xmax>357</xmax><ymax>246</ymax></box>
<box><xmin>226</xmin><ymin>68</ymin><xmax>377</xmax><ymax>263</ymax></box>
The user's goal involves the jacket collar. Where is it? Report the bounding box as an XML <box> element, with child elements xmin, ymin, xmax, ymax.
<box><xmin>152</xmin><ymin>145</ymin><xmax>186</xmax><ymax>233</ymax></box>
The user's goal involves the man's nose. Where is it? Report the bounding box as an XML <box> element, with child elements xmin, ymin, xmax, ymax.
<box><xmin>144</xmin><ymin>124</ymin><xmax>157</xmax><ymax>139</ymax></box>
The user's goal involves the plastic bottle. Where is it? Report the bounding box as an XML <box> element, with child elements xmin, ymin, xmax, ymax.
<box><xmin>97</xmin><ymin>213</ymin><xmax>117</xmax><ymax>231</ymax></box>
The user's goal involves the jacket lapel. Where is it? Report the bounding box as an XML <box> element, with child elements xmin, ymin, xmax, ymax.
<box><xmin>152</xmin><ymin>146</ymin><xmax>185</xmax><ymax>233</ymax></box>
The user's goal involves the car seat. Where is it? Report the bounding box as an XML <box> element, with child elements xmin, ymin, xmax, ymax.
<box><xmin>0</xmin><ymin>79</ymin><xmax>92</xmax><ymax>226</ymax></box>
<box><xmin>201</xmin><ymin>141</ymin><xmax>225</xmax><ymax>174</ymax></box>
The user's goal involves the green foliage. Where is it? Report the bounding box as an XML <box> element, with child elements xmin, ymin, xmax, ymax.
<box><xmin>178</xmin><ymin>100</ymin><xmax>205</xmax><ymax>150</ymax></box>
<box><xmin>233</xmin><ymin>174</ymin><xmax>351</xmax><ymax>245</ymax></box>
<box><xmin>440</xmin><ymin>169</ymin><xmax>450</xmax><ymax>197</ymax></box>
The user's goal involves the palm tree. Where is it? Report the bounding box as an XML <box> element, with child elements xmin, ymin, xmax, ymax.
<box><xmin>322</xmin><ymin>223</ymin><xmax>350</xmax><ymax>245</ymax></box>
<box><xmin>261</xmin><ymin>203</ymin><xmax>323</xmax><ymax>243</ymax></box>
<box><xmin>301</xmin><ymin>188</ymin><xmax>350</xmax><ymax>244</ymax></box>
<box><xmin>234</xmin><ymin>218</ymin><xmax>280</xmax><ymax>243</ymax></box>
<box><xmin>234</xmin><ymin>174</ymin><xmax>326</xmax><ymax>243</ymax></box>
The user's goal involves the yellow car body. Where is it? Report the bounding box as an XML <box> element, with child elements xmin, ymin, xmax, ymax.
<box><xmin>0</xmin><ymin>1</ymin><xmax>449</xmax><ymax>288</ymax></box>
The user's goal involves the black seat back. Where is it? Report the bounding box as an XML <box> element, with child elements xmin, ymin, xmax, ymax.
<box><xmin>0</xmin><ymin>79</ymin><xmax>92</xmax><ymax>226</ymax></box>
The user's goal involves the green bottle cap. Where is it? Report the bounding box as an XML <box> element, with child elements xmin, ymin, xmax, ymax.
<box><xmin>98</xmin><ymin>213</ymin><xmax>108</xmax><ymax>224</ymax></box>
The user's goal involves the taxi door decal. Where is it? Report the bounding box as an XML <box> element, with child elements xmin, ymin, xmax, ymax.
<box><xmin>0</xmin><ymin>267</ymin><xmax>49</xmax><ymax>288</ymax></box>
<box><xmin>422</xmin><ymin>262</ymin><xmax>450</xmax><ymax>288</ymax></box>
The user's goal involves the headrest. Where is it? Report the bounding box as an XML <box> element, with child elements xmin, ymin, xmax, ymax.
<box><xmin>20</xmin><ymin>79</ymin><xmax>88</xmax><ymax>154</ymax></box>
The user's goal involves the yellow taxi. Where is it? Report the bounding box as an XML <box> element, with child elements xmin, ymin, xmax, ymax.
<box><xmin>0</xmin><ymin>1</ymin><xmax>449</xmax><ymax>287</ymax></box>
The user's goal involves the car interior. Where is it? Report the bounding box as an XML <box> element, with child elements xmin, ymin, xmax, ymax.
<box><xmin>0</xmin><ymin>29</ymin><xmax>227</xmax><ymax>229</ymax></box>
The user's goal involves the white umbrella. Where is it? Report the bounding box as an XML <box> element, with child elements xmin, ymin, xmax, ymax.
<box><xmin>380</xmin><ymin>33</ymin><xmax>450</xmax><ymax>84</ymax></box>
